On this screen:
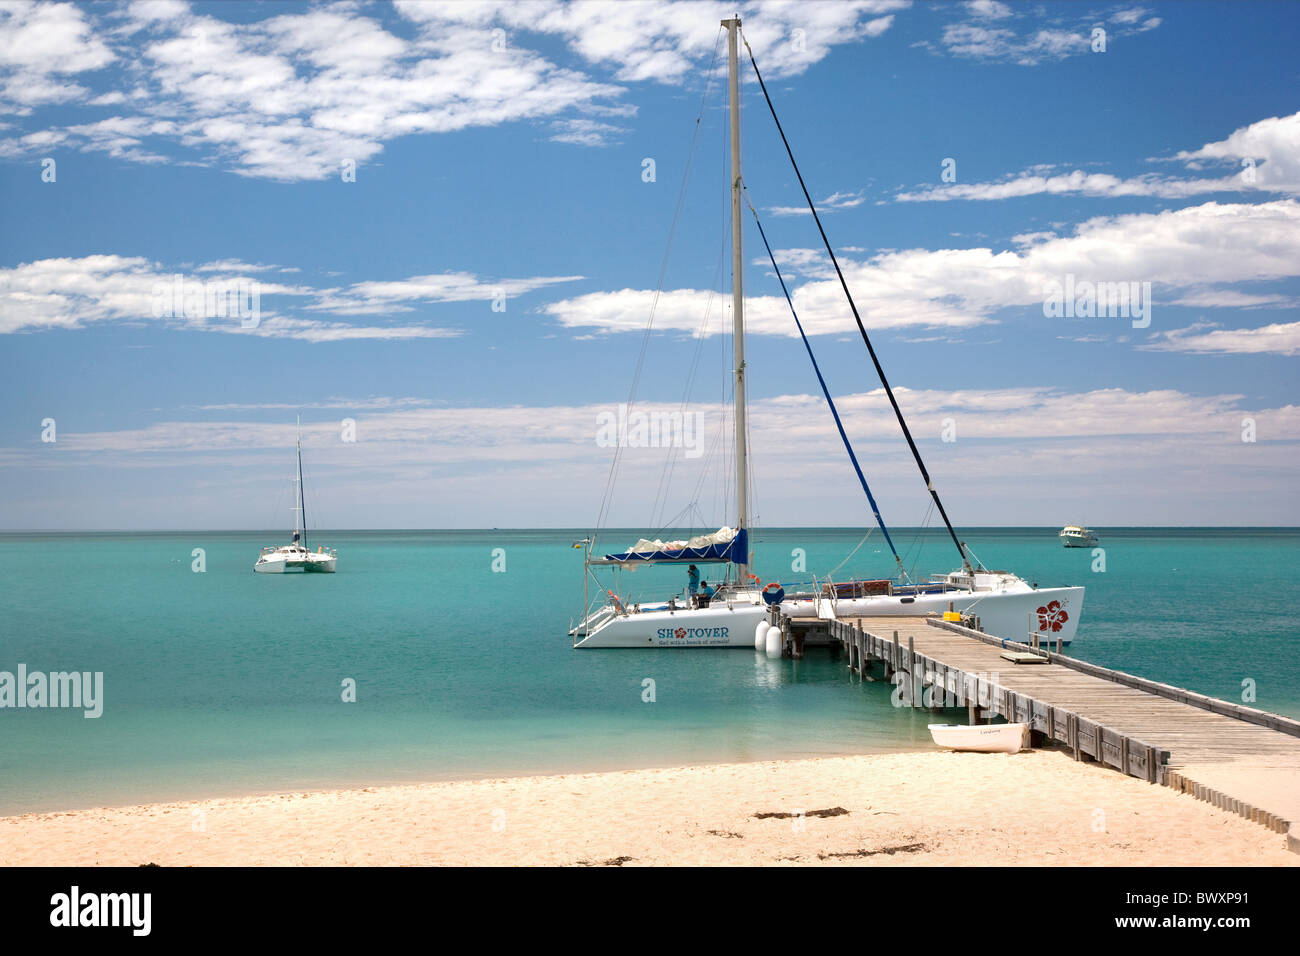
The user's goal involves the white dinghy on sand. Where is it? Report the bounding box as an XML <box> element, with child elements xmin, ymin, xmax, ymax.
<box><xmin>928</xmin><ymin>723</ymin><xmax>1031</xmax><ymax>754</ymax></box>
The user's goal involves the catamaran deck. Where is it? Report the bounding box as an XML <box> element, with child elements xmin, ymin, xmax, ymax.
<box><xmin>775</xmin><ymin>610</ymin><xmax>1300</xmax><ymax>853</ymax></box>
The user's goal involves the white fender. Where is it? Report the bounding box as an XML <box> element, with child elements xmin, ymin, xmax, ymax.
<box><xmin>754</xmin><ymin>620</ymin><xmax>769</xmax><ymax>650</ymax></box>
<box><xmin>765</xmin><ymin>623</ymin><xmax>782</xmax><ymax>658</ymax></box>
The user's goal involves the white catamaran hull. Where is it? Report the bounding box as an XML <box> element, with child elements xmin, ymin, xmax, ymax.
<box><xmin>254</xmin><ymin>552</ymin><xmax>337</xmax><ymax>573</ymax></box>
<box><xmin>784</xmin><ymin>583</ymin><xmax>1083</xmax><ymax>646</ymax></box>
<box><xmin>574</xmin><ymin>600</ymin><xmax>768</xmax><ymax>648</ymax></box>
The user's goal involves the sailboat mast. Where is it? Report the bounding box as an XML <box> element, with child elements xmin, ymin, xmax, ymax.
<box><xmin>724</xmin><ymin>16</ymin><xmax>748</xmax><ymax>581</ymax></box>
<box><xmin>296</xmin><ymin>415</ymin><xmax>306</xmax><ymax>548</ymax></box>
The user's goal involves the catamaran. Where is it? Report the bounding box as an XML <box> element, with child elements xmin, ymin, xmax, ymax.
<box><xmin>254</xmin><ymin>417</ymin><xmax>337</xmax><ymax>574</ymax></box>
<box><xmin>571</xmin><ymin>18</ymin><xmax>1082</xmax><ymax>648</ymax></box>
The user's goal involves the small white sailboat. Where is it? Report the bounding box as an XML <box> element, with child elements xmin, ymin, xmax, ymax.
<box><xmin>254</xmin><ymin>417</ymin><xmax>337</xmax><ymax>574</ymax></box>
<box><xmin>928</xmin><ymin>723</ymin><xmax>1030</xmax><ymax>754</ymax></box>
<box><xmin>1059</xmin><ymin>525</ymin><xmax>1099</xmax><ymax>548</ymax></box>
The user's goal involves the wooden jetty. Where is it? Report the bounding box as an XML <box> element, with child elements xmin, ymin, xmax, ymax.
<box><xmin>774</xmin><ymin>609</ymin><xmax>1300</xmax><ymax>853</ymax></box>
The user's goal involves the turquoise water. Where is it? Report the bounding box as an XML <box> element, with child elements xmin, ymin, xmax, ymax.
<box><xmin>0</xmin><ymin>528</ymin><xmax>1296</xmax><ymax>814</ymax></box>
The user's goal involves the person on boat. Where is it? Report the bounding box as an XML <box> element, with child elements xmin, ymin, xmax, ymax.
<box><xmin>687</xmin><ymin>564</ymin><xmax>700</xmax><ymax>605</ymax></box>
<box><xmin>697</xmin><ymin>580</ymin><xmax>715</xmax><ymax>608</ymax></box>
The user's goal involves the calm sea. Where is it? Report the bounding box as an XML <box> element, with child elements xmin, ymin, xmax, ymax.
<box><xmin>0</xmin><ymin>527</ymin><xmax>1296</xmax><ymax>814</ymax></box>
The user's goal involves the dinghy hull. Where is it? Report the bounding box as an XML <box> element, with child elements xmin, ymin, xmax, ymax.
<box><xmin>928</xmin><ymin>723</ymin><xmax>1030</xmax><ymax>754</ymax></box>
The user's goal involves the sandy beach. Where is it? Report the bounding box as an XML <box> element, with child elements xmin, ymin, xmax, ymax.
<box><xmin>2</xmin><ymin>749</ymin><xmax>1294</xmax><ymax>866</ymax></box>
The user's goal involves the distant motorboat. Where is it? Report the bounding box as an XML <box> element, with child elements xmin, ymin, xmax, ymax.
<box><xmin>928</xmin><ymin>723</ymin><xmax>1029</xmax><ymax>754</ymax></box>
<box><xmin>254</xmin><ymin>416</ymin><xmax>337</xmax><ymax>574</ymax></box>
<box><xmin>1059</xmin><ymin>525</ymin><xmax>1099</xmax><ymax>548</ymax></box>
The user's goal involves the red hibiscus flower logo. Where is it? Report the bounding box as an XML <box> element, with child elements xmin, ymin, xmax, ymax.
<box><xmin>1037</xmin><ymin>600</ymin><xmax>1069</xmax><ymax>632</ymax></box>
<box><xmin>674</xmin><ymin>628</ymin><xmax>687</xmax><ymax>639</ymax></box>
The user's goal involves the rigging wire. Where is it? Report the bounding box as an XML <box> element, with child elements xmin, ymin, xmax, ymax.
<box><xmin>903</xmin><ymin>499</ymin><xmax>936</xmax><ymax>583</ymax></box>
<box><xmin>743</xmin><ymin>187</ymin><xmax>907</xmax><ymax>578</ymax></box>
<box><xmin>742</xmin><ymin>34</ymin><xmax>972</xmax><ymax>575</ymax></box>
<box><xmin>590</xmin><ymin>26</ymin><xmax>725</xmax><ymax>553</ymax></box>
<box><xmin>649</xmin><ymin>238</ymin><xmax>726</xmax><ymax>530</ymax></box>
<box><xmin>829</xmin><ymin>528</ymin><xmax>875</xmax><ymax>579</ymax></box>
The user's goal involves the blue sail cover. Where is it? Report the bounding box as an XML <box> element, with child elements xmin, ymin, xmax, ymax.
<box><xmin>603</xmin><ymin>528</ymin><xmax>748</xmax><ymax>565</ymax></box>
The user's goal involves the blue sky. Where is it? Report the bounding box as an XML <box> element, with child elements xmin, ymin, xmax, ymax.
<box><xmin>1</xmin><ymin>0</ymin><xmax>1297</xmax><ymax>531</ymax></box>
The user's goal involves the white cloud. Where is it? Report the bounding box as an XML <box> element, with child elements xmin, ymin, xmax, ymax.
<box><xmin>47</xmin><ymin>386</ymin><xmax>1298</xmax><ymax>455</ymax></box>
<box><xmin>122</xmin><ymin>0</ymin><xmax>189</xmax><ymax>26</ymax></box>
<box><xmin>965</xmin><ymin>1</ymin><xmax>1012</xmax><ymax>19</ymax></box>
<box><xmin>10</xmin><ymin>385</ymin><xmax>1297</xmax><ymax>527</ymax></box>
<box><xmin>0</xmin><ymin>255</ymin><xmax>581</xmax><ymax>339</ymax></box>
<box><xmin>926</xmin><ymin>2</ymin><xmax>1160</xmax><ymax>65</ymax></box>
<box><xmin>937</xmin><ymin>24</ymin><xmax>1086</xmax><ymax>64</ymax></box>
<box><xmin>1168</xmin><ymin>290</ymin><xmax>1292</xmax><ymax>309</ymax></box>
<box><xmin>549</xmin><ymin>117</ymin><xmax>626</xmax><ymax>146</ymax></box>
<box><xmin>0</xmin><ymin>0</ymin><xmax>904</xmax><ymax>179</ymax></box>
<box><xmin>751</xmin><ymin>247</ymin><xmax>837</xmax><ymax>280</ymax></box>
<box><xmin>308</xmin><ymin>272</ymin><xmax>584</xmax><ymax>315</ymax></box>
<box><xmin>1171</xmin><ymin>111</ymin><xmax>1300</xmax><ymax>192</ymax></box>
<box><xmin>898</xmin><ymin>113</ymin><xmax>1300</xmax><ymax>203</ymax></box>
<box><xmin>1143</xmin><ymin>321</ymin><xmax>1300</xmax><ymax>357</ymax></box>
<box><xmin>0</xmin><ymin>1</ymin><xmax>114</xmax><ymax>110</ymax></box>
<box><xmin>768</xmin><ymin>190</ymin><xmax>866</xmax><ymax>216</ymax></box>
<box><xmin>195</xmin><ymin>259</ymin><xmax>280</xmax><ymax>274</ymax></box>
<box><xmin>236</xmin><ymin>316</ymin><xmax>461</xmax><ymax>343</ymax></box>
<box><xmin>188</xmin><ymin>396</ymin><xmax>437</xmax><ymax>411</ymax></box>
<box><xmin>2</xmin><ymin>3</ymin><xmax>626</xmax><ymax>179</ymax></box>
<box><xmin>547</xmin><ymin>200</ymin><xmax>1300</xmax><ymax>335</ymax></box>
<box><xmin>397</xmin><ymin>1</ymin><xmax>908</xmax><ymax>83</ymax></box>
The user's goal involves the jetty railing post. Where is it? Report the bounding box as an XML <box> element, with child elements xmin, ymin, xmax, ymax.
<box><xmin>908</xmin><ymin>635</ymin><xmax>918</xmax><ymax>708</ymax></box>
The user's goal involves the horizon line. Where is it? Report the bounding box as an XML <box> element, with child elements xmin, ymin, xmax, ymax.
<box><xmin>2</xmin><ymin>525</ymin><xmax>1297</xmax><ymax>534</ymax></box>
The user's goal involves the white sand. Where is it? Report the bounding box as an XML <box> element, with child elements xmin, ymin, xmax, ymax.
<box><xmin>1</xmin><ymin>750</ymin><xmax>1294</xmax><ymax>866</ymax></box>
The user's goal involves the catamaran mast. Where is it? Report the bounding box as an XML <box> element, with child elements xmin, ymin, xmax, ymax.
<box><xmin>724</xmin><ymin>16</ymin><xmax>749</xmax><ymax>582</ymax></box>
<box><xmin>295</xmin><ymin>414</ymin><xmax>306</xmax><ymax>548</ymax></box>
